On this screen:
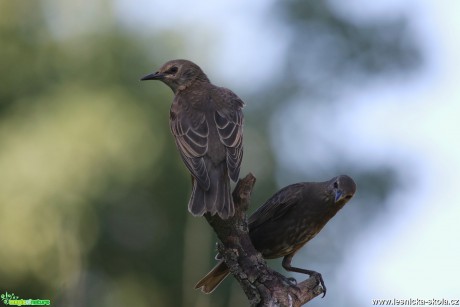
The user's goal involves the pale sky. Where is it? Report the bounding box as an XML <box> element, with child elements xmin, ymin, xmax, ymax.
<box><xmin>332</xmin><ymin>1</ymin><xmax>460</xmax><ymax>302</ymax></box>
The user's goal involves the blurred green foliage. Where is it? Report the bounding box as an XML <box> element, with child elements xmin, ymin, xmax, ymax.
<box><xmin>0</xmin><ymin>1</ymin><xmax>419</xmax><ymax>307</ymax></box>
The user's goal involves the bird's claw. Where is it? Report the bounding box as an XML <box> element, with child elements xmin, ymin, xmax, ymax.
<box><xmin>273</xmin><ymin>271</ymin><xmax>299</xmax><ymax>289</ymax></box>
<box><xmin>310</xmin><ymin>272</ymin><xmax>327</xmax><ymax>298</ymax></box>
<box><xmin>287</xmin><ymin>277</ymin><xmax>297</xmax><ymax>285</ymax></box>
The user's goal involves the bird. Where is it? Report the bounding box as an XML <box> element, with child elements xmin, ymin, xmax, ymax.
<box><xmin>195</xmin><ymin>175</ymin><xmax>356</xmax><ymax>296</ymax></box>
<box><xmin>141</xmin><ymin>60</ymin><xmax>244</xmax><ymax>219</ymax></box>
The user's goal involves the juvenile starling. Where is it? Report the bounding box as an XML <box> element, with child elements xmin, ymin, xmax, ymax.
<box><xmin>141</xmin><ymin>60</ymin><xmax>244</xmax><ymax>219</ymax></box>
<box><xmin>195</xmin><ymin>175</ymin><xmax>356</xmax><ymax>295</ymax></box>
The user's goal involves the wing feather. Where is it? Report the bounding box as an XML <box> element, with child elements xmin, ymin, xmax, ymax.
<box><xmin>213</xmin><ymin>88</ymin><xmax>244</xmax><ymax>182</ymax></box>
<box><xmin>248</xmin><ymin>183</ymin><xmax>304</xmax><ymax>230</ymax></box>
<box><xmin>170</xmin><ymin>99</ymin><xmax>210</xmax><ymax>190</ymax></box>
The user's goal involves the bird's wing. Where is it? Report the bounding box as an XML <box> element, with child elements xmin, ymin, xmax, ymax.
<box><xmin>213</xmin><ymin>87</ymin><xmax>244</xmax><ymax>182</ymax></box>
<box><xmin>248</xmin><ymin>183</ymin><xmax>304</xmax><ymax>230</ymax></box>
<box><xmin>170</xmin><ymin>97</ymin><xmax>210</xmax><ymax>190</ymax></box>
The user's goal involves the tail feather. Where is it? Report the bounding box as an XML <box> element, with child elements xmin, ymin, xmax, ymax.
<box><xmin>188</xmin><ymin>180</ymin><xmax>206</xmax><ymax>216</ymax></box>
<box><xmin>211</xmin><ymin>171</ymin><xmax>233</xmax><ymax>219</ymax></box>
<box><xmin>188</xmin><ymin>163</ymin><xmax>234</xmax><ymax>219</ymax></box>
<box><xmin>195</xmin><ymin>260</ymin><xmax>230</xmax><ymax>294</ymax></box>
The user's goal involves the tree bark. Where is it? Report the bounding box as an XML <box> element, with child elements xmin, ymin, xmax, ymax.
<box><xmin>204</xmin><ymin>173</ymin><xmax>324</xmax><ymax>306</ymax></box>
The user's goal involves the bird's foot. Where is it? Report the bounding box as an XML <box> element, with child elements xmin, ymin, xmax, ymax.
<box><xmin>309</xmin><ymin>271</ymin><xmax>326</xmax><ymax>298</ymax></box>
<box><xmin>286</xmin><ymin>277</ymin><xmax>297</xmax><ymax>285</ymax></box>
<box><xmin>273</xmin><ymin>271</ymin><xmax>299</xmax><ymax>289</ymax></box>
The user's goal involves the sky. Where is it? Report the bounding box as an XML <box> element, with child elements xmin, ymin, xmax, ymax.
<box><xmin>337</xmin><ymin>2</ymin><xmax>460</xmax><ymax>302</ymax></box>
<box><xmin>116</xmin><ymin>0</ymin><xmax>460</xmax><ymax>304</ymax></box>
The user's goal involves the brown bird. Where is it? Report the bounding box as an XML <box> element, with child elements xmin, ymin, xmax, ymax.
<box><xmin>195</xmin><ymin>175</ymin><xmax>356</xmax><ymax>296</ymax></box>
<box><xmin>141</xmin><ymin>60</ymin><xmax>244</xmax><ymax>219</ymax></box>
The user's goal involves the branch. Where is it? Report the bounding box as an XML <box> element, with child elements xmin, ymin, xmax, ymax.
<box><xmin>204</xmin><ymin>173</ymin><xmax>324</xmax><ymax>306</ymax></box>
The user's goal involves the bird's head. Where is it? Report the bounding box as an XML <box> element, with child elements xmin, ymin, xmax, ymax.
<box><xmin>140</xmin><ymin>59</ymin><xmax>209</xmax><ymax>93</ymax></box>
<box><xmin>329</xmin><ymin>175</ymin><xmax>356</xmax><ymax>204</ymax></box>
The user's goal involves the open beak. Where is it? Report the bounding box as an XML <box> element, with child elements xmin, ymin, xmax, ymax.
<box><xmin>140</xmin><ymin>72</ymin><xmax>164</xmax><ymax>81</ymax></box>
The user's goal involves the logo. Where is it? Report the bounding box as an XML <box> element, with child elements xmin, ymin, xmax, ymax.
<box><xmin>1</xmin><ymin>292</ymin><xmax>50</xmax><ymax>306</ymax></box>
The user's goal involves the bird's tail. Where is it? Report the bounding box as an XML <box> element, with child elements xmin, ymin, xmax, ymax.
<box><xmin>188</xmin><ymin>163</ymin><xmax>234</xmax><ymax>219</ymax></box>
<box><xmin>195</xmin><ymin>260</ymin><xmax>230</xmax><ymax>294</ymax></box>
<box><xmin>188</xmin><ymin>178</ymin><xmax>206</xmax><ymax>216</ymax></box>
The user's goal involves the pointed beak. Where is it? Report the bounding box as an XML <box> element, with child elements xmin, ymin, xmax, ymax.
<box><xmin>140</xmin><ymin>72</ymin><xmax>164</xmax><ymax>81</ymax></box>
<box><xmin>334</xmin><ymin>190</ymin><xmax>344</xmax><ymax>203</ymax></box>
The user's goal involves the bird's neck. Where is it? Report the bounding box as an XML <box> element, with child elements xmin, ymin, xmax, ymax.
<box><xmin>176</xmin><ymin>75</ymin><xmax>210</xmax><ymax>93</ymax></box>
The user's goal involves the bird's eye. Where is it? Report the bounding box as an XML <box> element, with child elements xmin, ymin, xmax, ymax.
<box><xmin>168</xmin><ymin>67</ymin><xmax>178</xmax><ymax>74</ymax></box>
<box><xmin>333</xmin><ymin>182</ymin><xmax>339</xmax><ymax>189</ymax></box>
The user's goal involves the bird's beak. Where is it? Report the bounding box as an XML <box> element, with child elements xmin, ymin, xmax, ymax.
<box><xmin>334</xmin><ymin>190</ymin><xmax>344</xmax><ymax>203</ymax></box>
<box><xmin>140</xmin><ymin>71</ymin><xmax>164</xmax><ymax>81</ymax></box>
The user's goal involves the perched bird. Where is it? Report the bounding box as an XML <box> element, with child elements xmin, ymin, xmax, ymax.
<box><xmin>195</xmin><ymin>175</ymin><xmax>356</xmax><ymax>295</ymax></box>
<box><xmin>141</xmin><ymin>60</ymin><xmax>244</xmax><ymax>219</ymax></box>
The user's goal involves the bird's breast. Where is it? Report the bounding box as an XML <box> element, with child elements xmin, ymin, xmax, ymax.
<box><xmin>255</xmin><ymin>216</ymin><xmax>323</xmax><ymax>258</ymax></box>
